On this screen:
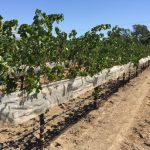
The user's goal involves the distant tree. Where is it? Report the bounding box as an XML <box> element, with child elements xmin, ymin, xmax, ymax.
<box><xmin>132</xmin><ymin>24</ymin><xmax>150</xmax><ymax>44</ymax></box>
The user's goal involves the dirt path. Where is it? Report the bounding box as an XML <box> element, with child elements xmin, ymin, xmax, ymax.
<box><xmin>48</xmin><ymin>68</ymin><xmax>150</xmax><ymax>150</ymax></box>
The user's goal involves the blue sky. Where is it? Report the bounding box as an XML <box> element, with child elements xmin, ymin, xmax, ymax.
<box><xmin>0</xmin><ymin>0</ymin><xmax>150</xmax><ymax>35</ymax></box>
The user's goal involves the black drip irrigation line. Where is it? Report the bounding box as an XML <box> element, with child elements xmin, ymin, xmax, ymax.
<box><xmin>1</xmin><ymin>63</ymin><xmax>150</xmax><ymax>150</ymax></box>
<box><xmin>1</xmin><ymin>98</ymin><xmax>89</xmax><ymax>149</ymax></box>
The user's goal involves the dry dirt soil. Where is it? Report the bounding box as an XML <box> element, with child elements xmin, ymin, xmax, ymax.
<box><xmin>49</xmin><ymin>68</ymin><xmax>150</xmax><ymax>150</ymax></box>
<box><xmin>0</xmin><ymin>68</ymin><xmax>150</xmax><ymax>150</ymax></box>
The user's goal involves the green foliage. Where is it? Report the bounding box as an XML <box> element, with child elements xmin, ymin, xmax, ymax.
<box><xmin>0</xmin><ymin>9</ymin><xmax>150</xmax><ymax>95</ymax></box>
<box><xmin>92</xmin><ymin>87</ymin><xmax>101</xmax><ymax>100</ymax></box>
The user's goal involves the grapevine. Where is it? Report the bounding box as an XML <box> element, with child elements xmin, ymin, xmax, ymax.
<box><xmin>0</xmin><ymin>9</ymin><xmax>150</xmax><ymax>95</ymax></box>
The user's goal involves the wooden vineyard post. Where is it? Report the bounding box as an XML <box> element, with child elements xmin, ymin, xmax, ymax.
<box><xmin>92</xmin><ymin>87</ymin><xmax>100</xmax><ymax>109</ymax></box>
<box><xmin>135</xmin><ymin>66</ymin><xmax>138</xmax><ymax>77</ymax></box>
<box><xmin>117</xmin><ymin>77</ymin><xmax>119</xmax><ymax>88</ymax></box>
<box><xmin>20</xmin><ymin>76</ymin><xmax>24</xmax><ymax>91</ymax></box>
<box><xmin>141</xmin><ymin>65</ymin><xmax>143</xmax><ymax>73</ymax></box>
<box><xmin>122</xmin><ymin>72</ymin><xmax>125</xmax><ymax>86</ymax></box>
<box><xmin>128</xmin><ymin>70</ymin><xmax>131</xmax><ymax>82</ymax></box>
<box><xmin>143</xmin><ymin>63</ymin><xmax>145</xmax><ymax>70</ymax></box>
<box><xmin>145</xmin><ymin>62</ymin><xmax>147</xmax><ymax>69</ymax></box>
<box><xmin>146</xmin><ymin>61</ymin><xmax>148</xmax><ymax>68</ymax></box>
<box><xmin>39</xmin><ymin>113</ymin><xmax>45</xmax><ymax>150</ymax></box>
